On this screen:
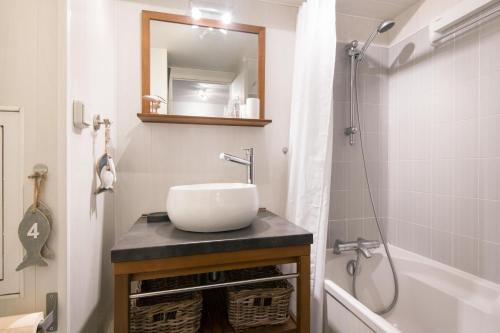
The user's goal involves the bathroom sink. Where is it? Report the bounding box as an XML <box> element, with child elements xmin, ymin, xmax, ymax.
<box><xmin>166</xmin><ymin>183</ymin><xmax>259</xmax><ymax>232</ymax></box>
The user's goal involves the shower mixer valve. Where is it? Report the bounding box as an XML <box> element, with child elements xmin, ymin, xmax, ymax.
<box><xmin>344</xmin><ymin>126</ymin><xmax>358</xmax><ymax>136</ymax></box>
<box><xmin>333</xmin><ymin>238</ymin><xmax>381</xmax><ymax>259</ymax></box>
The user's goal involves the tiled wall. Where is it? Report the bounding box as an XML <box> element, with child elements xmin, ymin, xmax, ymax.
<box><xmin>384</xmin><ymin>20</ymin><xmax>500</xmax><ymax>284</ymax></box>
<box><xmin>330</xmin><ymin>17</ymin><xmax>500</xmax><ymax>285</ymax></box>
<box><xmin>328</xmin><ymin>42</ymin><xmax>389</xmax><ymax>248</ymax></box>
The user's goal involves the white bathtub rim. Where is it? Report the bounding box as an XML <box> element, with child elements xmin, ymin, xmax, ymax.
<box><xmin>328</xmin><ymin>243</ymin><xmax>500</xmax><ymax>300</ymax></box>
<box><xmin>324</xmin><ymin>279</ymin><xmax>401</xmax><ymax>333</ymax></box>
<box><xmin>387</xmin><ymin>244</ymin><xmax>500</xmax><ymax>292</ymax></box>
<box><xmin>388</xmin><ymin>245</ymin><xmax>500</xmax><ymax>315</ymax></box>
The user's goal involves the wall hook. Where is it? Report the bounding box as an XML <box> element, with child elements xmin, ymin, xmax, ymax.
<box><xmin>93</xmin><ymin>114</ymin><xmax>112</xmax><ymax>131</ymax></box>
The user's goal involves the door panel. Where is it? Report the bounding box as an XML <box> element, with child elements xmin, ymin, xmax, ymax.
<box><xmin>0</xmin><ymin>107</ymin><xmax>23</xmax><ymax>296</ymax></box>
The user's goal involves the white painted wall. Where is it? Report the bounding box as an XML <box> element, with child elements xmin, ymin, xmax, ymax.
<box><xmin>0</xmin><ymin>1</ymin><xmax>67</xmax><ymax>331</ymax></box>
<box><xmin>115</xmin><ymin>0</ymin><xmax>297</xmax><ymax>238</ymax></box>
<box><xmin>67</xmin><ymin>0</ymin><xmax>117</xmax><ymax>331</ymax></box>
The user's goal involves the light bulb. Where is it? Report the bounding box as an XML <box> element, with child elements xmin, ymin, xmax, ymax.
<box><xmin>191</xmin><ymin>7</ymin><xmax>202</xmax><ymax>20</ymax></box>
<box><xmin>221</xmin><ymin>12</ymin><xmax>232</xmax><ymax>24</ymax></box>
<box><xmin>198</xmin><ymin>89</ymin><xmax>207</xmax><ymax>100</ymax></box>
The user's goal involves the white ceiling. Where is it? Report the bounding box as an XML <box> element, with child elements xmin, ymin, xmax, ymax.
<box><xmin>336</xmin><ymin>0</ymin><xmax>421</xmax><ymax>20</ymax></box>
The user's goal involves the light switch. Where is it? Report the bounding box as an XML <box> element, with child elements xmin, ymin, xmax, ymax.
<box><xmin>73</xmin><ymin>100</ymin><xmax>90</xmax><ymax>129</ymax></box>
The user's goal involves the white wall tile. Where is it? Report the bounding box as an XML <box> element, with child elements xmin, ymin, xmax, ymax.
<box><xmin>329</xmin><ymin>220</ymin><xmax>347</xmax><ymax>247</ymax></box>
<box><xmin>414</xmin><ymin>192</ymin><xmax>432</xmax><ymax>227</ymax></box>
<box><xmin>413</xmin><ymin>225</ymin><xmax>431</xmax><ymax>257</ymax></box>
<box><xmin>414</xmin><ymin>160</ymin><xmax>432</xmax><ymax>193</ymax></box>
<box><xmin>431</xmin><ymin>195</ymin><xmax>453</xmax><ymax>233</ymax></box>
<box><xmin>398</xmin><ymin>222</ymin><xmax>415</xmax><ymax>251</ymax></box>
<box><xmin>452</xmin><ymin>235</ymin><xmax>478</xmax><ymax>275</ymax></box>
<box><xmin>479</xmin><ymin>70</ymin><xmax>500</xmax><ymax>118</ymax></box>
<box><xmin>479</xmin><ymin>158</ymin><xmax>500</xmax><ymax>200</ymax></box>
<box><xmin>453</xmin><ymin>159</ymin><xmax>478</xmax><ymax>198</ymax></box>
<box><xmin>453</xmin><ymin>197</ymin><xmax>479</xmax><ymax>239</ymax></box>
<box><xmin>333</xmin><ymin>71</ymin><xmax>349</xmax><ymax>103</ymax></box>
<box><xmin>364</xmin><ymin>218</ymin><xmax>381</xmax><ymax>241</ymax></box>
<box><xmin>347</xmin><ymin>219</ymin><xmax>364</xmax><ymax>240</ymax></box>
<box><xmin>385</xmin><ymin>218</ymin><xmax>399</xmax><ymax>245</ymax></box>
<box><xmin>479</xmin><ymin>200</ymin><xmax>500</xmax><ymax>244</ymax></box>
<box><xmin>452</xmin><ymin>119</ymin><xmax>479</xmax><ymax>158</ymax></box>
<box><xmin>331</xmin><ymin>190</ymin><xmax>348</xmax><ymax>220</ymax></box>
<box><xmin>347</xmin><ymin>190</ymin><xmax>365</xmax><ymax>219</ymax></box>
<box><xmin>431</xmin><ymin>159</ymin><xmax>453</xmax><ymax>195</ymax></box>
<box><xmin>479</xmin><ymin>241</ymin><xmax>500</xmax><ymax>284</ymax></box>
<box><xmin>479</xmin><ymin>115</ymin><xmax>500</xmax><ymax>158</ymax></box>
<box><xmin>431</xmin><ymin>230</ymin><xmax>452</xmax><ymax>265</ymax></box>
<box><xmin>332</xmin><ymin>162</ymin><xmax>350</xmax><ymax>191</ymax></box>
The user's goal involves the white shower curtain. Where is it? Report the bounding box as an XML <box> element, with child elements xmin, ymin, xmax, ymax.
<box><xmin>286</xmin><ymin>0</ymin><xmax>336</xmax><ymax>332</ymax></box>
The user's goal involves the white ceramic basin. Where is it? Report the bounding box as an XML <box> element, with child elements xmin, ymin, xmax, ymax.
<box><xmin>166</xmin><ymin>183</ymin><xmax>259</xmax><ymax>232</ymax></box>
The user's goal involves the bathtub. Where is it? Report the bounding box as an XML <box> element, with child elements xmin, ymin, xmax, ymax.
<box><xmin>324</xmin><ymin>245</ymin><xmax>500</xmax><ymax>333</ymax></box>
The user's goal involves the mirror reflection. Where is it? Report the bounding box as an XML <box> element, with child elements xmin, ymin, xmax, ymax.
<box><xmin>150</xmin><ymin>20</ymin><xmax>260</xmax><ymax>118</ymax></box>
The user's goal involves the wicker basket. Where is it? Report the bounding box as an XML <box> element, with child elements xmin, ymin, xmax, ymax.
<box><xmin>130</xmin><ymin>275</ymin><xmax>203</xmax><ymax>333</ymax></box>
<box><xmin>225</xmin><ymin>266</ymin><xmax>294</xmax><ymax>330</ymax></box>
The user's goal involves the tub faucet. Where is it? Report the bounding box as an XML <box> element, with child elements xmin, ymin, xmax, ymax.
<box><xmin>219</xmin><ymin>148</ymin><xmax>255</xmax><ymax>184</ymax></box>
<box><xmin>333</xmin><ymin>238</ymin><xmax>380</xmax><ymax>258</ymax></box>
<box><xmin>358</xmin><ymin>241</ymin><xmax>374</xmax><ymax>258</ymax></box>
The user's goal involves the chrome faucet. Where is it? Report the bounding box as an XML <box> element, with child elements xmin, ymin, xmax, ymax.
<box><xmin>219</xmin><ymin>148</ymin><xmax>255</xmax><ymax>184</ymax></box>
<box><xmin>333</xmin><ymin>238</ymin><xmax>380</xmax><ymax>259</ymax></box>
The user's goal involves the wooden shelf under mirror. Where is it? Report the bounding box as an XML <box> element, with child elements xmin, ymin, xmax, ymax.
<box><xmin>137</xmin><ymin>113</ymin><xmax>272</xmax><ymax>127</ymax></box>
<box><xmin>141</xmin><ymin>10</ymin><xmax>270</xmax><ymax>127</ymax></box>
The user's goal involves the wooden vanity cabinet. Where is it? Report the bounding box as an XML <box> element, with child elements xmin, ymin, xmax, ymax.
<box><xmin>113</xmin><ymin>245</ymin><xmax>310</xmax><ymax>332</ymax></box>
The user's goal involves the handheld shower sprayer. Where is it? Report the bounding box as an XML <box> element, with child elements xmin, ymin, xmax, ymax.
<box><xmin>357</xmin><ymin>20</ymin><xmax>395</xmax><ymax>61</ymax></box>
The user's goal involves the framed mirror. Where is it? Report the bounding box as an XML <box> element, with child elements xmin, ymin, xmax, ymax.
<box><xmin>140</xmin><ymin>11</ymin><xmax>271</xmax><ymax>127</ymax></box>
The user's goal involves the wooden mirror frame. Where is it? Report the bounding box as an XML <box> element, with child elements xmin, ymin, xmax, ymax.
<box><xmin>139</xmin><ymin>10</ymin><xmax>271</xmax><ymax>127</ymax></box>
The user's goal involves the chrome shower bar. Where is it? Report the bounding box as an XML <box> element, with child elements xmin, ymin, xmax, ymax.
<box><xmin>129</xmin><ymin>272</ymin><xmax>299</xmax><ymax>299</ymax></box>
<box><xmin>432</xmin><ymin>2</ymin><xmax>500</xmax><ymax>45</ymax></box>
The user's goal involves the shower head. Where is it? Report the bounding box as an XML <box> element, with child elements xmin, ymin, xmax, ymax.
<box><xmin>357</xmin><ymin>19</ymin><xmax>396</xmax><ymax>61</ymax></box>
<box><xmin>377</xmin><ymin>20</ymin><xmax>395</xmax><ymax>33</ymax></box>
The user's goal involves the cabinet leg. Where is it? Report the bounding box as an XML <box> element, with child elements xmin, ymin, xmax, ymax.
<box><xmin>297</xmin><ymin>255</ymin><xmax>310</xmax><ymax>333</ymax></box>
<box><xmin>114</xmin><ymin>274</ymin><xmax>129</xmax><ymax>333</ymax></box>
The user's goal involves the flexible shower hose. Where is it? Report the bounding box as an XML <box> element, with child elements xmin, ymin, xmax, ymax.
<box><xmin>351</xmin><ymin>60</ymin><xmax>399</xmax><ymax>315</ymax></box>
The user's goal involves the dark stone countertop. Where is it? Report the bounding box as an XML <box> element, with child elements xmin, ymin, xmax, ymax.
<box><xmin>111</xmin><ymin>209</ymin><xmax>313</xmax><ymax>263</ymax></box>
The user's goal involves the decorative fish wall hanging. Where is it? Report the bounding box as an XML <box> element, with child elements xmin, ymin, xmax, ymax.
<box><xmin>95</xmin><ymin>117</ymin><xmax>116</xmax><ymax>194</ymax></box>
<box><xmin>17</xmin><ymin>164</ymin><xmax>52</xmax><ymax>271</ymax></box>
